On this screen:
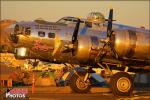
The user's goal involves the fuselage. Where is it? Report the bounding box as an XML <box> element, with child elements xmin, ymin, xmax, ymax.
<box><xmin>10</xmin><ymin>17</ymin><xmax>150</xmax><ymax>68</ymax></box>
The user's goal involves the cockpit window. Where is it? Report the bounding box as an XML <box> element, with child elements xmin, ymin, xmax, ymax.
<box><xmin>57</xmin><ymin>18</ymin><xmax>72</xmax><ymax>24</ymax></box>
<box><xmin>48</xmin><ymin>32</ymin><xmax>55</xmax><ymax>38</ymax></box>
<box><xmin>38</xmin><ymin>31</ymin><xmax>45</xmax><ymax>37</ymax></box>
<box><xmin>56</xmin><ymin>17</ymin><xmax>85</xmax><ymax>25</ymax></box>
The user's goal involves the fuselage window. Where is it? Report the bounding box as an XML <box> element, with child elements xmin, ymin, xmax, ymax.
<box><xmin>38</xmin><ymin>31</ymin><xmax>45</xmax><ymax>37</ymax></box>
<box><xmin>48</xmin><ymin>32</ymin><xmax>55</xmax><ymax>38</ymax></box>
<box><xmin>25</xmin><ymin>27</ymin><xmax>31</xmax><ymax>35</ymax></box>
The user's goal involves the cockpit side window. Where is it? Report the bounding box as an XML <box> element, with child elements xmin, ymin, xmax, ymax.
<box><xmin>38</xmin><ymin>31</ymin><xmax>45</xmax><ymax>37</ymax></box>
<box><xmin>48</xmin><ymin>32</ymin><xmax>55</xmax><ymax>38</ymax></box>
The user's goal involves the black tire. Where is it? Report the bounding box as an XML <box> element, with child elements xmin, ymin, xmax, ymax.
<box><xmin>69</xmin><ymin>73</ymin><xmax>91</xmax><ymax>93</ymax></box>
<box><xmin>110</xmin><ymin>72</ymin><xmax>134</xmax><ymax>96</ymax></box>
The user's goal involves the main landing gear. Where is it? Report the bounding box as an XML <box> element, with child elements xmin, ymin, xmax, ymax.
<box><xmin>69</xmin><ymin>63</ymin><xmax>134</xmax><ymax>96</ymax></box>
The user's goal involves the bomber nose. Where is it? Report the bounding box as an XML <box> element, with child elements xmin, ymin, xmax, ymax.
<box><xmin>10</xmin><ymin>24</ymin><xmax>24</xmax><ymax>43</ymax></box>
<box><xmin>10</xmin><ymin>24</ymin><xmax>20</xmax><ymax>43</ymax></box>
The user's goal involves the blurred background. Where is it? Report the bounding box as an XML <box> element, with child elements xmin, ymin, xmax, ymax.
<box><xmin>1</xmin><ymin>1</ymin><xmax>150</xmax><ymax>29</ymax></box>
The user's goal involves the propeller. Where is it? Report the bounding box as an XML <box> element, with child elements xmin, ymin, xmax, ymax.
<box><xmin>62</xmin><ymin>18</ymin><xmax>81</xmax><ymax>53</ymax></box>
<box><xmin>53</xmin><ymin>18</ymin><xmax>81</xmax><ymax>56</ymax></box>
<box><xmin>106</xmin><ymin>9</ymin><xmax>118</xmax><ymax>59</ymax></box>
<box><xmin>98</xmin><ymin>9</ymin><xmax>118</xmax><ymax>61</ymax></box>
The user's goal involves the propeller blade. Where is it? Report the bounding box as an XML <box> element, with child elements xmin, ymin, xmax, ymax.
<box><xmin>107</xmin><ymin>9</ymin><xmax>113</xmax><ymax>37</ymax></box>
<box><xmin>72</xmin><ymin>18</ymin><xmax>81</xmax><ymax>44</ymax></box>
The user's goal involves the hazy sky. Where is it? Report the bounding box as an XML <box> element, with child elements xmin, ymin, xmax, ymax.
<box><xmin>1</xmin><ymin>1</ymin><xmax>150</xmax><ymax>29</ymax></box>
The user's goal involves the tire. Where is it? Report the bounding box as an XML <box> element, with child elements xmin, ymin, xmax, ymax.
<box><xmin>69</xmin><ymin>73</ymin><xmax>91</xmax><ymax>93</ymax></box>
<box><xmin>110</xmin><ymin>72</ymin><xmax>134</xmax><ymax>96</ymax></box>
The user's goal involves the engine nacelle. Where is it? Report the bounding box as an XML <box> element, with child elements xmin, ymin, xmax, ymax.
<box><xmin>112</xmin><ymin>30</ymin><xmax>150</xmax><ymax>61</ymax></box>
<box><xmin>75</xmin><ymin>35</ymin><xmax>101</xmax><ymax>63</ymax></box>
<box><xmin>75</xmin><ymin>30</ymin><xmax>150</xmax><ymax>64</ymax></box>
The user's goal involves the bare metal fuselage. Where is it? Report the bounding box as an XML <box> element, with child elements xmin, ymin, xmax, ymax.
<box><xmin>11</xmin><ymin>19</ymin><xmax>150</xmax><ymax>69</ymax></box>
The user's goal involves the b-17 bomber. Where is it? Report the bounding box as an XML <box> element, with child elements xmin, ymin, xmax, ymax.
<box><xmin>2</xmin><ymin>9</ymin><xmax>150</xmax><ymax>96</ymax></box>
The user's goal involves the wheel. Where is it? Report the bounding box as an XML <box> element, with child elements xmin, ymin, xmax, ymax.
<box><xmin>110</xmin><ymin>72</ymin><xmax>134</xmax><ymax>96</ymax></box>
<box><xmin>69</xmin><ymin>73</ymin><xmax>91</xmax><ymax>93</ymax></box>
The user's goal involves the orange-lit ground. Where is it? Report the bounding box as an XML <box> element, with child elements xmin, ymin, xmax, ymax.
<box><xmin>1</xmin><ymin>86</ymin><xmax>150</xmax><ymax>100</ymax></box>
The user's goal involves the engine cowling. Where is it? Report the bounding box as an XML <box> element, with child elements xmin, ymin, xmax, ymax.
<box><xmin>112</xmin><ymin>30</ymin><xmax>150</xmax><ymax>61</ymax></box>
<box><xmin>75</xmin><ymin>35</ymin><xmax>101</xmax><ymax>64</ymax></box>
